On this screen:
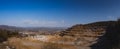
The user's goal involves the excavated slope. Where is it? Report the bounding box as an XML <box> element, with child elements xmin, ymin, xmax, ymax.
<box><xmin>59</xmin><ymin>20</ymin><xmax>119</xmax><ymax>47</ymax></box>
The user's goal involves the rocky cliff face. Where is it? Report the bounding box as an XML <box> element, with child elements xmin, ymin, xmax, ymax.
<box><xmin>59</xmin><ymin>20</ymin><xmax>120</xmax><ymax>48</ymax></box>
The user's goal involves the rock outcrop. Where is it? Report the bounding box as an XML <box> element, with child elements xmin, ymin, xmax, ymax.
<box><xmin>59</xmin><ymin>19</ymin><xmax>120</xmax><ymax>48</ymax></box>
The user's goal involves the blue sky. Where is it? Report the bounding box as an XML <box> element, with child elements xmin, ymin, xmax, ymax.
<box><xmin>0</xmin><ymin>0</ymin><xmax>120</xmax><ymax>27</ymax></box>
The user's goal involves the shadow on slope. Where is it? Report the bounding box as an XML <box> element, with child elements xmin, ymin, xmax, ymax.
<box><xmin>90</xmin><ymin>20</ymin><xmax>120</xmax><ymax>49</ymax></box>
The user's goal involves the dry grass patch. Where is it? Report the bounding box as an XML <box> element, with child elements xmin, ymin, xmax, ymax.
<box><xmin>7</xmin><ymin>37</ymin><xmax>77</xmax><ymax>49</ymax></box>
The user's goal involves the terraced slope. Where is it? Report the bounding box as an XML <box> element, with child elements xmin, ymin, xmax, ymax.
<box><xmin>59</xmin><ymin>20</ymin><xmax>119</xmax><ymax>47</ymax></box>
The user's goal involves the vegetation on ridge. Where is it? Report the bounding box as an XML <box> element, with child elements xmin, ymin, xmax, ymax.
<box><xmin>0</xmin><ymin>29</ymin><xmax>19</xmax><ymax>42</ymax></box>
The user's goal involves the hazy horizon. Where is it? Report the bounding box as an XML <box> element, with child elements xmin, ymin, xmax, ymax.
<box><xmin>0</xmin><ymin>0</ymin><xmax>120</xmax><ymax>27</ymax></box>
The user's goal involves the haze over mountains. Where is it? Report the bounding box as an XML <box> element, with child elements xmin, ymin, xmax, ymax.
<box><xmin>0</xmin><ymin>25</ymin><xmax>66</xmax><ymax>32</ymax></box>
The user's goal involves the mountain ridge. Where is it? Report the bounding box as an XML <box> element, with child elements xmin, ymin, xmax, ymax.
<box><xmin>0</xmin><ymin>25</ymin><xmax>66</xmax><ymax>32</ymax></box>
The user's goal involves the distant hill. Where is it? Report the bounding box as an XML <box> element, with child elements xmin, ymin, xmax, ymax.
<box><xmin>0</xmin><ymin>25</ymin><xmax>66</xmax><ymax>33</ymax></box>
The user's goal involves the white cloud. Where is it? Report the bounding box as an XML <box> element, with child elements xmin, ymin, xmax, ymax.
<box><xmin>0</xmin><ymin>19</ymin><xmax>71</xmax><ymax>27</ymax></box>
<box><xmin>107</xmin><ymin>16</ymin><xmax>118</xmax><ymax>20</ymax></box>
<box><xmin>19</xmin><ymin>19</ymin><xmax>66</xmax><ymax>27</ymax></box>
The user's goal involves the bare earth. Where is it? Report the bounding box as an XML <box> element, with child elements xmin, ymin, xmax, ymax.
<box><xmin>7</xmin><ymin>37</ymin><xmax>90</xmax><ymax>49</ymax></box>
